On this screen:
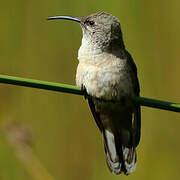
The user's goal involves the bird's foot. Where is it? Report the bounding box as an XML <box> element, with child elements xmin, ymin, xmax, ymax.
<box><xmin>81</xmin><ymin>84</ymin><xmax>88</xmax><ymax>100</ymax></box>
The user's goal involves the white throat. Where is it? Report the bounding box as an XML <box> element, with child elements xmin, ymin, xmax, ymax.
<box><xmin>78</xmin><ymin>36</ymin><xmax>104</xmax><ymax>62</ymax></box>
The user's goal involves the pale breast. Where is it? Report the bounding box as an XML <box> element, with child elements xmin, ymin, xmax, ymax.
<box><xmin>76</xmin><ymin>57</ymin><xmax>135</xmax><ymax>100</ymax></box>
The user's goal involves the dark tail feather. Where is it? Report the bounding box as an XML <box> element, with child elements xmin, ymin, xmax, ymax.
<box><xmin>133</xmin><ymin>105</ymin><xmax>141</xmax><ymax>147</ymax></box>
<box><xmin>103</xmin><ymin>129</ymin><xmax>136</xmax><ymax>175</ymax></box>
<box><xmin>121</xmin><ymin>146</ymin><xmax>136</xmax><ymax>175</ymax></box>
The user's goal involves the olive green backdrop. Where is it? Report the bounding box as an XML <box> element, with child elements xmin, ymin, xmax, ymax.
<box><xmin>0</xmin><ymin>0</ymin><xmax>180</xmax><ymax>180</ymax></box>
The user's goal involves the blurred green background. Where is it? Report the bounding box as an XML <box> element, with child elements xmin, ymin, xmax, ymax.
<box><xmin>0</xmin><ymin>0</ymin><xmax>180</xmax><ymax>179</ymax></box>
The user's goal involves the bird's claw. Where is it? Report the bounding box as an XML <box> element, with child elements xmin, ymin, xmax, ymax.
<box><xmin>81</xmin><ymin>84</ymin><xmax>88</xmax><ymax>100</ymax></box>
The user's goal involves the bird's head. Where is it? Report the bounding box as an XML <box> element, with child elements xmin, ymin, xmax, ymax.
<box><xmin>48</xmin><ymin>12</ymin><xmax>125</xmax><ymax>51</ymax></box>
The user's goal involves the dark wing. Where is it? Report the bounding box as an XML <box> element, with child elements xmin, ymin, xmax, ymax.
<box><xmin>88</xmin><ymin>97</ymin><xmax>103</xmax><ymax>132</ymax></box>
<box><xmin>125</xmin><ymin>50</ymin><xmax>140</xmax><ymax>95</ymax></box>
<box><xmin>88</xmin><ymin>96</ymin><xmax>137</xmax><ymax>175</ymax></box>
<box><xmin>125</xmin><ymin>50</ymin><xmax>141</xmax><ymax>147</ymax></box>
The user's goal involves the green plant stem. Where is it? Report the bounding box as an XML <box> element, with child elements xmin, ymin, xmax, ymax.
<box><xmin>0</xmin><ymin>74</ymin><xmax>84</xmax><ymax>95</ymax></box>
<box><xmin>134</xmin><ymin>97</ymin><xmax>180</xmax><ymax>113</ymax></box>
<box><xmin>0</xmin><ymin>74</ymin><xmax>179</xmax><ymax>113</ymax></box>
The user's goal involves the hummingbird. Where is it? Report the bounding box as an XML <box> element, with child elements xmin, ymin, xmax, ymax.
<box><xmin>47</xmin><ymin>12</ymin><xmax>141</xmax><ymax>175</ymax></box>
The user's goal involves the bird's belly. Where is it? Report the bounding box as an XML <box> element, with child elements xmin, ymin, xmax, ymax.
<box><xmin>76</xmin><ymin>61</ymin><xmax>134</xmax><ymax>100</ymax></box>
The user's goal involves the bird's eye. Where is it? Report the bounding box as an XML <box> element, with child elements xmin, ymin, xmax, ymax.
<box><xmin>89</xmin><ymin>21</ymin><xmax>95</xmax><ymax>26</ymax></box>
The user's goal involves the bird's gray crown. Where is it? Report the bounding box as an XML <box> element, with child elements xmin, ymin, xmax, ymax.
<box><xmin>81</xmin><ymin>12</ymin><xmax>120</xmax><ymax>26</ymax></box>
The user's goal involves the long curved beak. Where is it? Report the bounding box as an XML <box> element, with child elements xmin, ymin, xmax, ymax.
<box><xmin>47</xmin><ymin>16</ymin><xmax>81</xmax><ymax>23</ymax></box>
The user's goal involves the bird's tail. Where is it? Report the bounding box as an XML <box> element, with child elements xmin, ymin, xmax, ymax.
<box><xmin>103</xmin><ymin>129</ymin><xmax>136</xmax><ymax>175</ymax></box>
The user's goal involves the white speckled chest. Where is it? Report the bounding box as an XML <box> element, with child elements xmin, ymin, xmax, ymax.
<box><xmin>76</xmin><ymin>53</ymin><xmax>135</xmax><ymax>100</ymax></box>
